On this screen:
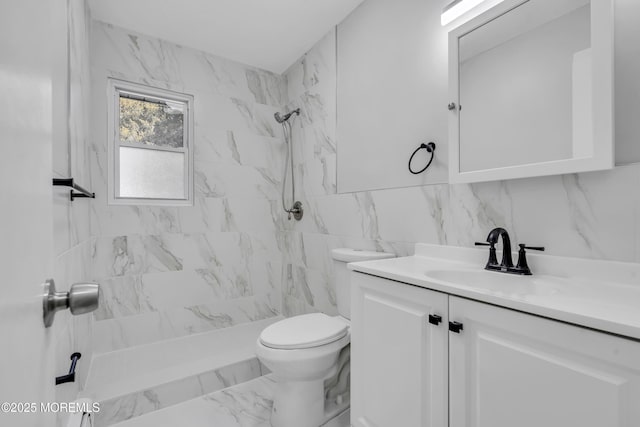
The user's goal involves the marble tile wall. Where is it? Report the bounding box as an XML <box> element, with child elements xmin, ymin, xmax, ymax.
<box><xmin>89</xmin><ymin>22</ymin><xmax>287</xmax><ymax>353</ymax></box>
<box><xmin>281</xmin><ymin>28</ymin><xmax>640</xmax><ymax>317</ymax></box>
<box><xmin>52</xmin><ymin>0</ymin><xmax>93</xmax><ymax>423</ymax></box>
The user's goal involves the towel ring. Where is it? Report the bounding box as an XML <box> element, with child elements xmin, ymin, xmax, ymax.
<box><xmin>408</xmin><ymin>142</ymin><xmax>436</xmax><ymax>174</ymax></box>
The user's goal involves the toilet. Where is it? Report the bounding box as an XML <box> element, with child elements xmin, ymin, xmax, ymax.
<box><xmin>256</xmin><ymin>248</ymin><xmax>395</xmax><ymax>427</ymax></box>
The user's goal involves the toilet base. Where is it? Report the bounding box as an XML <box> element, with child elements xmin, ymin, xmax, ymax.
<box><xmin>271</xmin><ymin>378</ymin><xmax>325</xmax><ymax>427</ymax></box>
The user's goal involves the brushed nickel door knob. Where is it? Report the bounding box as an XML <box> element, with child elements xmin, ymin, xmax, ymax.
<box><xmin>43</xmin><ymin>279</ymin><xmax>100</xmax><ymax>327</ymax></box>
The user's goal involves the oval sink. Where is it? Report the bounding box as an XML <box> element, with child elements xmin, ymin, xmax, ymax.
<box><xmin>423</xmin><ymin>267</ymin><xmax>640</xmax><ymax>310</ymax></box>
<box><xmin>424</xmin><ymin>268</ymin><xmax>566</xmax><ymax>296</ymax></box>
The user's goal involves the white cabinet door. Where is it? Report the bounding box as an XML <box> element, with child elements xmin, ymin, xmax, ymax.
<box><xmin>449</xmin><ymin>296</ymin><xmax>640</xmax><ymax>427</ymax></box>
<box><xmin>351</xmin><ymin>273</ymin><xmax>448</xmax><ymax>427</ymax></box>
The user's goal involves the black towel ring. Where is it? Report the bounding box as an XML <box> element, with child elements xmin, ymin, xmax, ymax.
<box><xmin>408</xmin><ymin>142</ymin><xmax>436</xmax><ymax>174</ymax></box>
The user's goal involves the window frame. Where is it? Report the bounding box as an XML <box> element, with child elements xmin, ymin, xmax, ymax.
<box><xmin>107</xmin><ymin>78</ymin><xmax>194</xmax><ymax>206</ymax></box>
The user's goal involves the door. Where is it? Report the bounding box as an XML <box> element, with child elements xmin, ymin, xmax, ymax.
<box><xmin>351</xmin><ymin>273</ymin><xmax>448</xmax><ymax>427</ymax></box>
<box><xmin>0</xmin><ymin>2</ymin><xmax>57</xmax><ymax>427</ymax></box>
<box><xmin>449</xmin><ymin>296</ymin><xmax>640</xmax><ymax>427</ymax></box>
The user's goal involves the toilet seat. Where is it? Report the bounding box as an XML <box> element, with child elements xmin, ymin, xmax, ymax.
<box><xmin>259</xmin><ymin>313</ymin><xmax>349</xmax><ymax>350</ymax></box>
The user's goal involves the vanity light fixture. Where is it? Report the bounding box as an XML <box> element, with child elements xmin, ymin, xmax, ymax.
<box><xmin>441</xmin><ymin>0</ymin><xmax>505</xmax><ymax>27</ymax></box>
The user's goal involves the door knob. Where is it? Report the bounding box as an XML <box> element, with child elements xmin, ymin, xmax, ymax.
<box><xmin>43</xmin><ymin>279</ymin><xmax>100</xmax><ymax>327</ymax></box>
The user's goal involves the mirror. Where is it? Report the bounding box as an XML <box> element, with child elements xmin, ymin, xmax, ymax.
<box><xmin>448</xmin><ymin>0</ymin><xmax>614</xmax><ymax>183</ymax></box>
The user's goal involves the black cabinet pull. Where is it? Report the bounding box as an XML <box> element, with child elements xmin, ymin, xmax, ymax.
<box><xmin>428</xmin><ymin>314</ymin><xmax>442</xmax><ymax>325</ymax></box>
<box><xmin>449</xmin><ymin>321</ymin><xmax>464</xmax><ymax>333</ymax></box>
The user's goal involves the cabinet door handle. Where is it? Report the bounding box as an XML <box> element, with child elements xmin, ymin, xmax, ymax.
<box><xmin>428</xmin><ymin>314</ymin><xmax>442</xmax><ymax>325</ymax></box>
<box><xmin>449</xmin><ymin>321</ymin><xmax>464</xmax><ymax>333</ymax></box>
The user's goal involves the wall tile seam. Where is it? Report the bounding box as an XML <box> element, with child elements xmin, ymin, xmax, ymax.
<box><xmin>93</xmin><ymin>298</ymin><xmax>280</xmax><ymax>324</ymax></box>
<box><xmin>92</xmin><ymin>21</ymin><xmax>287</xmax><ymax>78</ymax></box>
<box><xmin>93</xmin><ymin>69</ymin><xmax>286</xmax><ymax>111</ymax></box>
<box><xmin>54</xmin><ymin>238</ymin><xmax>93</xmax><ymax>259</ymax></box>
<box><xmin>285</xmin><ymin>229</ymin><xmax>419</xmax><ymax>243</ymax></box>
<box><xmin>91</xmin><ymin>230</ymin><xmax>283</xmax><ymax>239</ymax></box>
<box><xmin>91</xmin><ymin>269</ymin><xmax>283</xmax><ymax>283</ymax></box>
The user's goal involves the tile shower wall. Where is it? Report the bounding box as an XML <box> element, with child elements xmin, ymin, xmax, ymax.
<box><xmin>281</xmin><ymin>27</ymin><xmax>640</xmax><ymax>317</ymax></box>
<box><xmin>52</xmin><ymin>0</ymin><xmax>93</xmax><ymax>422</ymax></box>
<box><xmin>89</xmin><ymin>22</ymin><xmax>287</xmax><ymax>353</ymax></box>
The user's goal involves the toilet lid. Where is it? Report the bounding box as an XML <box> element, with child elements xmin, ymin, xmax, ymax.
<box><xmin>259</xmin><ymin>313</ymin><xmax>349</xmax><ymax>350</ymax></box>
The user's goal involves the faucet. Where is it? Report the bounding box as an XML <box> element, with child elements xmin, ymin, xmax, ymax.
<box><xmin>476</xmin><ymin>227</ymin><xmax>544</xmax><ymax>275</ymax></box>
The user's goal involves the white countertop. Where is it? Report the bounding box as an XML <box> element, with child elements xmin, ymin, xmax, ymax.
<box><xmin>348</xmin><ymin>244</ymin><xmax>640</xmax><ymax>341</ymax></box>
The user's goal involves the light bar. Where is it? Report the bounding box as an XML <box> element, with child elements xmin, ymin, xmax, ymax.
<box><xmin>441</xmin><ymin>0</ymin><xmax>486</xmax><ymax>26</ymax></box>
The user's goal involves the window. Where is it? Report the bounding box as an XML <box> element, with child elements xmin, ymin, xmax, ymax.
<box><xmin>108</xmin><ymin>79</ymin><xmax>194</xmax><ymax>205</ymax></box>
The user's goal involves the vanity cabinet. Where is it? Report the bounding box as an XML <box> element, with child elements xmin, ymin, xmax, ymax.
<box><xmin>351</xmin><ymin>273</ymin><xmax>449</xmax><ymax>427</ymax></box>
<box><xmin>351</xmin><ymin>272</ymin><xmax>640</xmax><ymax>427</ymax></box>
<box><xmin>448</xmin><ymin>296</ymin><xmax>640</xmax><ymax>427</ymax></box>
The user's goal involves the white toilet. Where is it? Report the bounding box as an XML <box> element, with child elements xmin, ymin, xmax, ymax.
<box><xmin>256</xmin><ymin>248</ymin><xmax>395</xmax><ymax>427</ymax></box>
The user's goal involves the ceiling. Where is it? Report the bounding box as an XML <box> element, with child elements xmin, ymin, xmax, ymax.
<box><xmin>88</xmin><ymin>0</ymin><xmax>364</xmax><ymax>74</ymax></box>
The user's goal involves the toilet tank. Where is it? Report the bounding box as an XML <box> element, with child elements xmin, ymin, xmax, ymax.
<box><xmin>331</xmin><ymin>249</ymin><xmax>395</xmax><ymax>319</ymax></box>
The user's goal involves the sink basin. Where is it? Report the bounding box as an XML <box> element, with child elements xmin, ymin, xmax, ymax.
<box><xmin>424</xmin><ymin>268</ymin><xmax>567</xmax><ymax>296</ymax></box>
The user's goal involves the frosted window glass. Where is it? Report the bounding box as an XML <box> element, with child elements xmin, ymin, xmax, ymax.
<box><xmin>119</xmin><ymin>146</ymin><xmax>185</xmax><ymax>199</ymax></box>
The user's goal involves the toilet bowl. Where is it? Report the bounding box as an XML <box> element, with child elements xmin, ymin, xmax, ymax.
<box><xmin>256</xmin><ymin>248</ymin><xmax>395</xmax><ymax>427</ymax></box>
<box><xmin>256</xmin><ymin>313</ymin><xmax>350</xmax><ymax>427</ymax></box>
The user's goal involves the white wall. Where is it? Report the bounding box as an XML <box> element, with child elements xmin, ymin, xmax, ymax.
<box><xmin>337</xmin><ymin>0</ymin><xmax>449</xmax><ymax>193</ymax></box>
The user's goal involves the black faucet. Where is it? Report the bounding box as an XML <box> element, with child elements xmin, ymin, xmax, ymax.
<box><xmin>476</xmin><ymin>228</ymin><xmax>544</xmax><ymax>275</ymax></box>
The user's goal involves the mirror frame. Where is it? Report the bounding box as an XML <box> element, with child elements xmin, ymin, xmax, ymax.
<box><xmin>448</xmin><ymin>0</ymin><xmax>614</xmax><ymax>184</ymax></box>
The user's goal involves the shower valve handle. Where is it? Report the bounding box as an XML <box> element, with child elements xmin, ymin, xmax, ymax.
<box><xmin>287</xmin><ymin>201</ymin><xmax>303</xmax><ymax>221</ymax></box>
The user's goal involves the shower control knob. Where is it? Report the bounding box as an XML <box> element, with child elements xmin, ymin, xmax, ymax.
<box><xmin>288</xmin><ymin>201</ymin><xmax>303</xmax><ymax>221</ymax></box>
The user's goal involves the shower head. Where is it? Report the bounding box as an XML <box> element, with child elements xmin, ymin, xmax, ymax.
<box><xmin>274</xmin><ymin>108</ymin><xmax>300</xmax><ymax>123</ymax></box>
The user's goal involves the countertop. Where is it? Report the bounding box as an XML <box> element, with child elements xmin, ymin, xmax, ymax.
<box><xmin>348</xmin><ymin>244</ymin><xmax>640</xmax><ymax>341</ymax></box>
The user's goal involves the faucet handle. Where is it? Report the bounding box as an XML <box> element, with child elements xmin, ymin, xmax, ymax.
<box><xmin>515</xmin><ymin>244</ymin><xmax>545</xmax><ymax>275</ymax></box>
<box><xmin>475</xmin><ymin>242</ymin><xmax>498</xmax><ymax>269</ymax></box>
<box><xmin>520</xmin><ymin>244</ymin><xmax>545</xmax><ymax>252</ymax></box>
